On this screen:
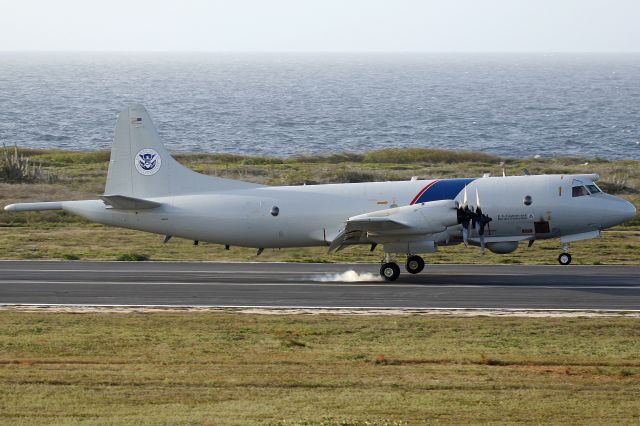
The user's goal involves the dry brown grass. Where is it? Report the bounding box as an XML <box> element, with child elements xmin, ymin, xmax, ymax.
<box><xmin>0</xmin><ymin>312</ymin><xmax>639</xmax><ymax>425</ymax></box>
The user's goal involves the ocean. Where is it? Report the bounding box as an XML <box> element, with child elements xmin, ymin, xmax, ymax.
<box><xmin>0</xmin><ymin>53</ymin><xmax>639</xmax><ymax>160</ymax></box>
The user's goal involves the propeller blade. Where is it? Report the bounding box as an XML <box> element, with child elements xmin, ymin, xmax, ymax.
<box><xmin>475</xmin><ymin>189</ymin><xmax>481</xmax><ymax>209</ymax></box>
<box><xmin>463</xmin><ymin>185</ymin><xmax>468</xmax><ymax>207</ymax></box>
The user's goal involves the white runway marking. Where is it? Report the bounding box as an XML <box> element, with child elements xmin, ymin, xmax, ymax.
<box><xmin>0</xmin><ymin>280</ymin><xmax>637</xmax><ymax>290</ymax></box>
<box><xmin>1</xmin><ymin>304</ymin><xmax>640</xmax><ymax>317</ymax></box>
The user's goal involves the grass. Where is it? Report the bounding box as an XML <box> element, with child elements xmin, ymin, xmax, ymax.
<box><xmin>0</xmin><ymin>312</ymin><xmax>638</xmax><ymax>425</ymax></box>
<box><xmin>0</xmin><ymin>147</ymin><xmax>638</xmax><ymax>263</ymax></box>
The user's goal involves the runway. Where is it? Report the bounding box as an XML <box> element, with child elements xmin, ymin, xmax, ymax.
<box><xmin>0</xmin><ymin>261</ymin><xmax>639</xmax><ymax>310</ymax></box>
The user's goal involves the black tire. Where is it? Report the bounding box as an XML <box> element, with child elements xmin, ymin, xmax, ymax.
<box><xmin>380</xmin><ymin>262</ymin><xmax>401</xmax><ymax>281</ymax></box>
<box><xmin>405</xmin><ymin>255</ymin><xmax>425</xmax><ymax>274</ymax></box>
<box><xmin>558</xmin><ymin>253</ymin><xmax>572</xmax><ymax>265</ymax></box>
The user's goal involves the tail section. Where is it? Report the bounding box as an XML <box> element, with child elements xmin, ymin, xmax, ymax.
<box><xmin>104</xmin><ymin>104</ymin><xmax>261</xmax><ymax>198</ymax></box>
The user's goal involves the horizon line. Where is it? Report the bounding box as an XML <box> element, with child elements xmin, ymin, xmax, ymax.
<box><xmin>1</xmin><ymin>50</ymin><xmax>640</xmax><ymax>55</ymax></box>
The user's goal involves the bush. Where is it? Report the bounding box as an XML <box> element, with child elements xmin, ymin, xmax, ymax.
<box><xmin>599</xmin><ymin>174</ymin><xmax>637</xmax><ymax>194</ymax></box>
<box><xmin>334</xmin><ymin>169</ymin><xmax>381</xmax><ymax>183</ymax></box>
<box><xmin>288</xmin><ymin>152</ymin><xmax>365</xmax><ymax>164</ymax></box>
<box><xmin>363</xmin><ymin>148</ymin><xmax>499</xmax><ymax>164</ymax></box>
<box><xmin>116</xmin><ymin>253</ymin><xmax>149</xmax><ymax>261</ymax></box>
<box><xmin>0</xmin><ymin>144</ymin><xmax>56</xmax><ymax>183</ymax></box>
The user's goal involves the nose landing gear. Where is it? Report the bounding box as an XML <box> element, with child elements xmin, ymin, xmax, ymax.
<box><xmin>558</xmin><ymin>243</ymin><xmax>572</xmax><ymax>265</ymax></box>
<box><xmin>558</xmin><ymin>253</ymin><xmax>572</xmax><ymax>265</ymax></box>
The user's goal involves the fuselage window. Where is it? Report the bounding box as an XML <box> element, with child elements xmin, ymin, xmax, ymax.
<box><xmin>572</xmin><ymin>186</ymin><xmax>589</xmax><ymax>197</ymax></box>
<box><xmin>586</xmin><ymin>184</ymin><xmax>601</xmax><ymax>194</ymax></box>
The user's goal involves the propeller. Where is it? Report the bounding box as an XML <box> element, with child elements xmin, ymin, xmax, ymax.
<box><xmin>457</xmin><ymin>188</ymin><xmax>492</xmax><ymax>253</ymax></box>
<box><xmin>463</xmin><ymin>185</ymin><xmax>468</xmax><ymax>207</ymax></box>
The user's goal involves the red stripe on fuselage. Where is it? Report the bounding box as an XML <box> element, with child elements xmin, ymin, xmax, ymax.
<box><xmin>410</xmin><ymin>180</ymin><xmax>438</xmax><ymax>205</ymax></box>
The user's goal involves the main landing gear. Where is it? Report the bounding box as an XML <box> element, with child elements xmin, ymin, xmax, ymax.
<box><xmin>380</xmin><ymin>262</ymin><xmax>401</xmax><ymax>281</ymax></box>
<box><xmin>405</xmin><ymin>255</ymin><xmax>425</xmax><ymax>274</ymax></box>
<box><xmin>558</xmin><ymin>243</ymin><xmax>572</xmax><ymax>265</ymax></box>
<box><xmin>380</xmin><ymin>254</ymin><xmax>425</xmax><ymax>281</ymax></box>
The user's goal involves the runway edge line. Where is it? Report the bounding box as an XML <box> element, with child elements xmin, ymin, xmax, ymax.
<box><xmin>1</xmin><ymin>304</ymin><xmax>640</xmax><ymax>317</ymax></box>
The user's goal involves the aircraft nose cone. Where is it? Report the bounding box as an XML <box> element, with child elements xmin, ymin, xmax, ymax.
<box><xmin>621</xmin><ymin>200</ymin><xmax>637</xmax><ymax>222</ymax></box>
<box><xmin>606</xmin><ymin>198</ymin><xmax>637</xmax><ymax>226</ymax></box>
<box><xmin>599</xmin><ymin>196</ymin><xmax>637</xmax><ymax>228</ymax></box>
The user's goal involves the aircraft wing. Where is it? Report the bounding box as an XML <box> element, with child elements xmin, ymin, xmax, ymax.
<box><xmin>328</xmin><ymin>200</ymin><xmax>459</xmax><ymax>253</ymax></box>
<box><xmin>328</xmin><ymin>217</ymin><xmax>410</xmax><ymax>252</ymax></box>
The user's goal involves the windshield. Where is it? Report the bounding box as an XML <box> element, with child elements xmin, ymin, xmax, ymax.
<box><xmin>586</xmin><ymin>184</ymin><xmax>602</xmax><ymax>194</ymax></box>
<box><xmin>572</xmin><ymin>186</ymin><xmax>589</xmax><ymax>197</ymax></box>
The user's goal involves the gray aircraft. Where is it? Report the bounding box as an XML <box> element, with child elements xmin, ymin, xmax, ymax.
<box><xmin>5</xmin><ymin>104</ymin><xmax>636</xmax><ymax>280</ymax></box>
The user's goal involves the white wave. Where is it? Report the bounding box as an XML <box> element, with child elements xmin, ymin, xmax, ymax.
<box><xmin>312</xmin><ymin>270</ymin><xmax>382</xmax><ymax>282</ymax></box>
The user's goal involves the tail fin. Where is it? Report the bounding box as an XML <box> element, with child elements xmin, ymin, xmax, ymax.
<box><xmin>104</xmin><ymin>104</ymin><xmax>261</xmax><ymax>198</ymax></box>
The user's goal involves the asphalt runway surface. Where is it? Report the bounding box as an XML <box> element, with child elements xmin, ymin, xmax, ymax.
<box><xmin>0</xmin><ymin>261</ymin><xmax>639</xmax><ymax>310</ymax></box>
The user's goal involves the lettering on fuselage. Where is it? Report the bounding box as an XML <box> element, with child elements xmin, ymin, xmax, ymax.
<box><xmin>496</xmin><ymin>213</ymin><xmax>535</xmax><ymax>221</ymax></box>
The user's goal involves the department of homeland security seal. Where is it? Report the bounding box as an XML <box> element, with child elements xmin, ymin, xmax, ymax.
<box><xmin>135</xmin><ymin>149</ymin><xmax>162</xmax><ymax>176</ymax></box>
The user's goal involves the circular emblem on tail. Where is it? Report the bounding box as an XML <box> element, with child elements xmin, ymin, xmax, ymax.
<box><xmin>135</xmin><ymin>149</ymin><xmax>162</xmax><ymax>176</ymax></box>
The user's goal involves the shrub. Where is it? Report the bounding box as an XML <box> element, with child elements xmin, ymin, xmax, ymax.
<box><xmin>0</xmin><ymin>144</ymin><xmax>56</xmax><ymax>183</ymax></box>
<box><xmin>334</xmin><ymin>169</ymin><xmax>380</xmax><ymax>183</ymax></box>
<box><xmin>363</xmin><ymin>148</ymin><xmax>499</xmax><ymax>164</ymax></box>
<box><xmin>599</xmin><ymin>174</ymin><xmax>637</xmax><ymax>194</ymax></box>
<box><xmin>116</xmin><ymin>252</ymin><xmax>149</xmax><ymax>261</ymax></box>
<box><xmin>288</xmin><ymin>152</ymin><xmax>365</xmax><ymax>164</ymax></box>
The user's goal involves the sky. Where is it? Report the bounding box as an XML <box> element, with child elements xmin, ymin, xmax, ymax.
<box><xmin>1</xmin><ymin>0</ymin><xmax>638</xmax><ymax>52</ymax></box>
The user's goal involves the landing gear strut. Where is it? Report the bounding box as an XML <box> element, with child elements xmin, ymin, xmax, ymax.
<box><xmin>405</xmin><ymin>255</ymin><xmax>425</xmax><ymax>274</ymax></box>
<box><xmin>558</xmin><ymin>243</ymin><xmax>572</xmax><ymax>265</ymax></box>
<box><xmin>380</xmin><ymin>253</ymin><xmax>401</xmax><ymax>281</ymax></box>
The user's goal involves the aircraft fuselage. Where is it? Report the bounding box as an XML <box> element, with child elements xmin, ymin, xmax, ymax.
<box><xmin>62</xmin><ymin>173</ymin><xmax>634</xmax><ymax>251</ymax></box>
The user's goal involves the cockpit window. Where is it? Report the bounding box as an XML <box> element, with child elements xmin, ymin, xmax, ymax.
<box><xmin>572</xmin><ymin>186</ymin><xmax>589</xmax><ymax>197</ymax></box>
<box><xmin>586</xmin><ymin>184</ymin><xmax>601</xmax><ymax>194</ymax></box>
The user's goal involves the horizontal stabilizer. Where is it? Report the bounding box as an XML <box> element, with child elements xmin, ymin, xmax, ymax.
<box><xmin>100</xmin><ymin>195</ymin><xmax>162</xmax><ymax>210</ymax></box>
<box><xmin>4</xmin><ymin>202</ymin><xmax>63</xmax><ymax>212</ymax></box>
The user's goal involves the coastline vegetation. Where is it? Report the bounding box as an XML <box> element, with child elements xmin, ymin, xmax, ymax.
<box><xmin>0</xmin><ymin>146</ymin><xmax>638</xmax><ymax>263</ymax></box>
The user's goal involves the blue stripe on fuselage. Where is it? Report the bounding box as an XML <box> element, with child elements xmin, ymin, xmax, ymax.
<box><xmin>412</xmin><ymin>178</ymin><xmax>477</xmax><ymax>204</ymax></box>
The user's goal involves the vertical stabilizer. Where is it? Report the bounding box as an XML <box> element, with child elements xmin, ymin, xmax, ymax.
<box><xmin>104</xmin><ymin>104</ymin><xmax>261</xmax><ymax>198</ymax></box>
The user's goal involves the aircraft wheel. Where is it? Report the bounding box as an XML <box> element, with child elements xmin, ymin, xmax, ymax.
<box><xmin>380</xmin><ymin>262</ymin><xmax>401</xmax><ymax>281</ymax></box>
<box><xmin>558</xmin><ymin>253</ymin><xmax>572</xmax><ymax>265</ymax></box>
<box><xmin>405</xmin><ymin>255</ymin><xmax>425</xmax><ymax>274</ymax></box>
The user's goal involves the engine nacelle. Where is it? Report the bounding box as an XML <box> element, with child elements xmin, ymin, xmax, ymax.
<box><xmin>486</xmin><ymin>241</ymin><xmax>519</xmax><ymax>254</ymax></box>
<box><xmin>350</xmin><ymin>199</ymin><xmax>459</xmax><ymax>236</ymax></box>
